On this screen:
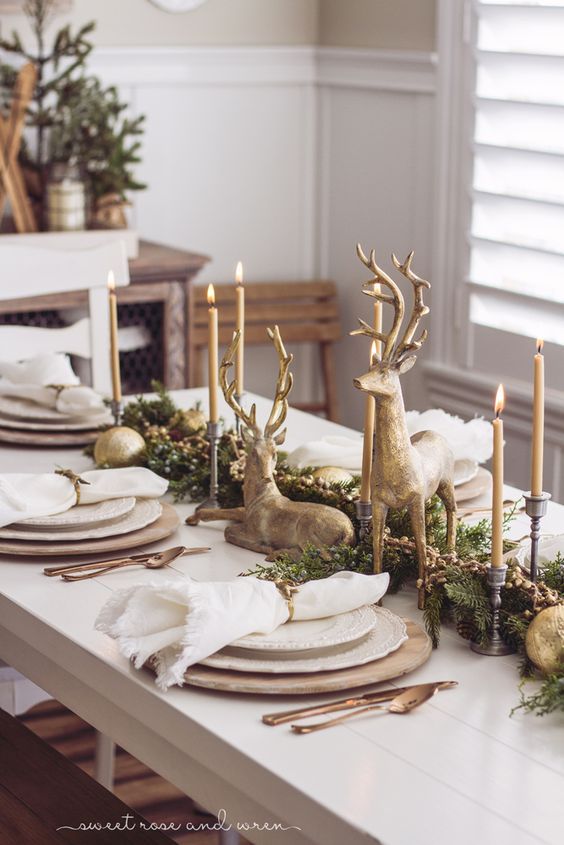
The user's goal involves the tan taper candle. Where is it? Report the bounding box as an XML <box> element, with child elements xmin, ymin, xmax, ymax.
<box><xmin>531</xmin><ymin>339</ymin><xmax>545</xmax><ymax>497</ymax></box>
<box><xmin>235</xmin><ymin>261</ymin><xmax>244</xmax><ymax>395</ymax></box>
<box><xmin>491</xmin><ymin>384</ymin><xmax>505</xmax><ymax>567</ymax></box>
<box><xmin>359</xmin><ymin>285</ymin><xmax>383</xmax><ymax>502</ymax></box>
<box><xmin>207</xmin><ymin>284</ymin><xmax>219</xmax><ymax>423</ymax></box>
<box><xmin>107</xmin><ymin>270</ymin><xmax>122</xmax><ymax>404</ymax></box>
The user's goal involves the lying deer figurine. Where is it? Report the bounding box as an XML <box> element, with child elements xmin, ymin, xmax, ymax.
<box><xmin>187</xmin><ymin>326</ymin><xmax>355</xmax><ymax>560</ymax></box>
<box><xmin>352</xmin><ymin>245</ymin><xmax>456</xmax><ymax>607</ymax></box>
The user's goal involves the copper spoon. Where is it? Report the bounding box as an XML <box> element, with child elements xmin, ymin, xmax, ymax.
<box><xmin>56</xmin><ymin>546</ymin><xmax>210</xmax><ymax>582</ymax></box>
<box><xmin>291</xmin><ymin>682</ymin><xmax>441</xmax><ymax>734</ymax></box>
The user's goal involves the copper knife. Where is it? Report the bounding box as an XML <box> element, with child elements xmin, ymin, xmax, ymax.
<box><xmin>262</xmin><ymin>680</ymin><xmax>457</xmax><ymax>726</ymax></box>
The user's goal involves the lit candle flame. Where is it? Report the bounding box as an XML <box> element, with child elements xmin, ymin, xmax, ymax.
<box><xmin>370</xmin><ymin>340</ymin><xmax>377</xmax><ymax>365</ymax></box>
<box><xmin>107</xmin><ymin>270</ymin><xmax>115</xmax><ymax>292</ymax></box>
<box><xmin>495</xmin><ymin>383</ymin><xmax>505</xmax><ymax>418</ymax></box>
<box><xmin>235</xmin><ymin>261</ymin><xmax>243</xmax><ymax>286</ymax></box>
<box><xmin>207</xmin><ymin>284</ymin><xmax>216</xmax><ymax>307</ymax></box>
<box><xmin>537</xmin><ymin>338</ymin><xmax>544</xmax><ymax>354</ymax></box>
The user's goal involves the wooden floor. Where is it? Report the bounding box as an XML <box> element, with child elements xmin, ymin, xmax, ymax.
<box><xmin>19</xmin><ymin>700</ymin><xmax>231</xmax><ymax>845</ymax></box>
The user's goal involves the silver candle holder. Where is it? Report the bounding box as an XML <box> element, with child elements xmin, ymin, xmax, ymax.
<box><xmin>110</xmin><ymin>398</ymin><xmax>124</xmax><ymax>427</ymax></box>
<box><xmin>355</xmin><ymin>500</ymin><xmax>372</xmax><ymax>540</ymax></box>
<box><xmin>470</xmin><ymin>563</ymin><xmax>514</xmax><ymax>656</ymax></box>
<box><xmin>196</xmin><ymin>420</ymin><xmax>221</xmax><ymax>510</ymax></box>
<box><xmin>523</xmin><ymin>492</ymin><xmax>550</xmax><ymax>583</ymax></box>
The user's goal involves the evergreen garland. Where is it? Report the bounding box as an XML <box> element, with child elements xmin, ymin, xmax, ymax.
<box><xmin>103</xmin><ymin>386</ymin><xmax>564</xmax><ymax>715</ymax></box>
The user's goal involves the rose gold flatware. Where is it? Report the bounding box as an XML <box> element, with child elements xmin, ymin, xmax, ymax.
<box><xmin>43</xmin><ymin>545</ymin><xmax>210</xmax><ymax>580</ymax></box>
<box><xmin>264</xmin><ymin>680</ymin><xmax>457</xmax><ymax>726</ymax></box>
<box><xmin>262</xmin><ymin>680</ymin><xmax>457</xmax><ymax>726</ymax></box>
<box><xmin>290</xmin><ymin>682</ymin><xmax>444</xmax><ymax>734</ymax></box>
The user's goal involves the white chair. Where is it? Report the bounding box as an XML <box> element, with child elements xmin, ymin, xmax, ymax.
<box><xmin>0</xmin><ymin>239</ymin><xmax>136</xmax><ymax>791</ymax></box>
<box><xmin>0</xmin><ymin>240</ymin><xmax>131</xmax><ymax>394</ymax></box>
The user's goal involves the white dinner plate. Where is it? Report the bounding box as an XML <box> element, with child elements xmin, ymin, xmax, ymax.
<box><xmin>201</xmin><ymin>607</ymin><xmax>408</xmax><ymax>673</ymax></box>
<box><xmin>0</xmin><ymin>395</ymin><xmax>110</xmax><ymax>426</ymax></box>
<box><xmin>232</xmin><ymin>604</ymin><xmax>378</xmax><ymax>653</ymax></box>
<box><xmin>13</xmin><ymin>497</ymin><xmax>136</xmax><ymax>531</ymax></box>
<box><xmin>0</xmin><ymin>499</ymin><xmax>162</xmax><ymax>542</ymax></box>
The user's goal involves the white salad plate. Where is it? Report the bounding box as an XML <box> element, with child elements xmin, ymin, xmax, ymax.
<box><xmin>454</xmin><ymin>459</ymin><xmax>479</xmax><ymax>487</ymax></box>
<box><xmin>232</xmin><ymin>604</ymin><xmax>378</xmax><ymax>653</ymax></box>
<box><xmin>202</xmin><ymin>607</ymin><xmax>408</xmax><ymax>674</ymax></box>
<box><xmin>0</xmin><ymin>499</ymin><xmax>162</xmax><ymax>542</ymax></box>
<box><xmin>0</xmin><ymin>395</ymin><xmax>110</xmax><ymax>426</ymax></box>
<box><xmin>13</xmin><ymin>497</ymin><xmax>137</xmax><ymax>531</ymax></box>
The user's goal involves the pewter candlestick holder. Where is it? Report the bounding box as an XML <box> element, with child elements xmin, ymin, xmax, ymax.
<box><xmin>523</xmin><ymin>492</ymin><xmax>550</xmax><ymax>583</ymax></box>
<box><xmin>110</xmin><ymin>398</ymin><xmax>124</xmax><ymax>426</ymax></box>
<box><xmin>196</xmin><ymin>421</ymin><xmax>221</xmax><ymax>510</ymax></box>
<box><xmin>355</xmin><ymin>500</ymin><xmax>372</xmax><ymax>540</ymax></box>
<box><xmin>470</xmin><ymin>563</ymin><xmax>513</xmax><ymax>656</ymax></box>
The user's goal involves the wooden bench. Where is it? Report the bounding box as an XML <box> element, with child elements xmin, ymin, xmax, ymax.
<box><xmin>0</xmin><ymin>707</ymin><xmax>175</xmax><ymax>844</ymax></box>
<box><xmin>189</xmin><ymin>280</ymin><xmax>342</xmax><ymax>421</ymax></box>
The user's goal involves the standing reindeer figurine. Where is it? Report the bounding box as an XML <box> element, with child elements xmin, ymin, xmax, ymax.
<box><xmin>352</xmin><ymin>244</ymin><xmax>456</xmax><ymax>608</ymax></box>
<box><xmin>187</xmin><ymin>326</ymin><xmax>355</xmax><ymax>560</ymax></box>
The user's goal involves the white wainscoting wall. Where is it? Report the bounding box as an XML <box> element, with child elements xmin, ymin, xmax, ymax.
<box><xmin>88</xmin><ymin>46</ymin><xmax>436</xmax><ymax>415</ymax></box>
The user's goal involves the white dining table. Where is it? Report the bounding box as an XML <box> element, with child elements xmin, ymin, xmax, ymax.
<box><xmin>0</xmin><ymin>388</ymin><xmax>563</xmax><ymax>845</ymax></box>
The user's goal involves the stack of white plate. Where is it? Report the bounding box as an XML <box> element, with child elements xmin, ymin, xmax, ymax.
<box><xmin>200</xmin><ymin>606</ymin><xmax>408</xmax><ymax>675</ymax></box>
<box><xmin>0</xmin><ymin>497</ymin><xmax>162</xmax><ymax>543</ymax></box>
<box><xmin>0</xmin><ymin>395</ymin><xmax>112</xmax><ymax>446</ymax></box>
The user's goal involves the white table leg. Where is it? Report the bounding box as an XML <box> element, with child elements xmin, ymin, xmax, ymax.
<box><xmin>94</xmin><ymin>731</ymin><xmax>115</xmax><ymax>791</ymax></box>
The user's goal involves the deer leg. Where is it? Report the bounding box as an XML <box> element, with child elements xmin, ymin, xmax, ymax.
<box><xmin>437</xmin><ymin>478</ymin><xmax>457</xmax><ymax>552</ymax></box>
<box><xmin>186</xmin><ymin>506</ymin><xmax>246</xmax><ymax>526</ymax></box>
<box><xmin>371</xmin><ymin>501</ymin><xmax>388</xmax><ymax>574</ymax></box>
<box><xmin>408</xmin><ymin>497</ymin><xmax>428</xmax><ymax>610</ymax></box>
<box><xmin>224</xmin><ymin>524</ymin><xmax>276</xmax><ymax>556</ymax></box>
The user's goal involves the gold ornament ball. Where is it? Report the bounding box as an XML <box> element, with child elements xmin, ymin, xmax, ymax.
<box><xmin>525</xmin><ymin>605</ymin><xmax>564</xmax><ymax>676</ymax></box>
<box><xmin>94</xmin><ymin>426</ymin><xmax>146</xmax><ymax>468</ymax></box>
<box><xmin>177</xmin><ymin>408</ymin><xmax>206</xmax><ymax>434</ymax></box>
<box><xmin>312</xmin><ymin>466</ymin><xmax>354</xmax><ymax>484</ymax></box>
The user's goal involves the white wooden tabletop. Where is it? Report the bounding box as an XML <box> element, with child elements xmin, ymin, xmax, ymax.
<box><xmin>0</xmin><ymin>389</ymin><xmax>562</xmax><ymax>845</ymax></box>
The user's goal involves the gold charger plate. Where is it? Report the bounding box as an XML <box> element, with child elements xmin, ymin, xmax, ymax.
<box><xmin>0</xmin><ymin>502</ymin><xmax>179</xmax><ymax>557</ymax></box>
<box><xmin>0</xmin><ymin>426</ymin><xmax>100</xmax><ymax>447</ymax></box>
<box><xmin>147</xmin><ymin>618</ymin><xmax>431</xmax><ymax>695</ymax></box>
<box><xmin>455</xmin><ymin>467</ymin><xmax>491</xmax><ymax>505</ymax></box>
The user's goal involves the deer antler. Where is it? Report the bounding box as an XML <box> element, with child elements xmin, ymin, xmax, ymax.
<box><xmin>351</xmin><ymin>243</ymin><xmax>405</xmax><ymax>361</ymax></box>
<box><xmin>264</xmin><ymin>325</ymin><xmax>294</xmax><ymax>438</ymax></box>
<box><xmin>219</xmin><ymin>331</ymin><xmax>260</xmax><ymax>436</ymax></box>
<box><xmin>391</xmin><ymin>251</ymin><xmax>430</xmax><ymax>363</ymax></box>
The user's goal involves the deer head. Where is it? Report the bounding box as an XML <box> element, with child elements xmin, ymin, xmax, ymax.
<box><xmin>351</xmin><ymin>244</ymin><xmax>430</xmax><ymax>398</ymax></box>
<box><xmin>220</xmin><ymin>326</ymin><xmax>293</xmax><ymax>483</ymax></box>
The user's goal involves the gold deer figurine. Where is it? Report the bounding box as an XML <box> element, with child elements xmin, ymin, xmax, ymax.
<box><xmin>352</xmin><ymin>244</ymin><xmax>456</xmax><ymax>608</ymax></box>
<box><xmin>187</xmin><ymin>326</ymin><xmax>355</xmax><ymax>560</ymax></box>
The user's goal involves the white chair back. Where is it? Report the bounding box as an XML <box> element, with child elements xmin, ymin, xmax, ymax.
<box><xmin>0</xmin><ymin>241</ymin><xmax>129</xmax><ymax>394</ymax></box>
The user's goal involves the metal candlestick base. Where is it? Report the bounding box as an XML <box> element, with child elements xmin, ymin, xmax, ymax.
<box><xmin>355</xmin><ymin>500</ymin><xmax>372</xmax><ymax>540</ymax></box>
<box><xmin>523</xmin><ymin>492</ymin><xmax>550</xmax><ymax>583</ymax></box>
<box><xmin>110</xmin><ymin>399</ymin><xmax>124</xmax><ymax>426</ymax></box>
<box><xmin>196</xmin><ymin>421</ymin><xmax>221</xmax><ymax>511</ymax></box>
<box><xmin>470</xmin><ymin>564</ymin><xmax>514</xmax><ymax>656</ymax></box>
<box><xmin>234</xmin><ymin>392</ymin><xmax>245</xmax><ymax>436</ymax></box>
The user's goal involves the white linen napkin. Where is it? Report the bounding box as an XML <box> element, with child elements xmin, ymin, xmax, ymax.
<box><xmin>288</xmin><ymin>409</ymin><xmax>492</xmax><ymax>472</ymax></box>
<box><xmin>0</xmin><ymin>353</ymin><xmax>106</xmax><ymax>417</ymax></box>
<box><xmin>95</xmin><ymin>570</ymin><xmax>390</xmax><ymax>689</ymax></box>
<box><xmin>510</xmin><ymin>534</ymin><xmax>564</xmax><ymax>572</ymax></box>
<box><xmin>0</xmin><ymin>467</ymin><xmax>168</xmax><ymax>528</ymax></box>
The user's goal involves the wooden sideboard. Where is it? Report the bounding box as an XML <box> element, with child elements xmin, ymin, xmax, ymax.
<box><xmin>0</xmin><ymin>240</ymin><xmax>210</xmax><ymax>390</ymax></box>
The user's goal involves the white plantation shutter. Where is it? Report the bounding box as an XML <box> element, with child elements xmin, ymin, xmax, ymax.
<box><xmin>467</xmin><ymin>0</ymin><xmax>564</xmax><ymax>342</ymax></box>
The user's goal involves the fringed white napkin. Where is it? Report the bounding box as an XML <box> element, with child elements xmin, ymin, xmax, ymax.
<box><xmin>0</xmin><ymin>353</ymin><xmax>106</xmax><ymax>417</ymax></box>
<box><xmin>95</xmin><ymin>570</ymin><xmax>390</xmax><ymax>690</ymax></box>
<box><xmin>0</xmin><ymin>467</ymin><xmax>168</xmax><ymax>528</ymax></box>
<box><xmin>288</xmin><ymin>409</ymin><xmax>492</xmax><ymax>472</ymax></box>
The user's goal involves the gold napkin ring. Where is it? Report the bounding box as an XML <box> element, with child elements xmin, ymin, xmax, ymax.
<box><xmin>46</xmin><ymin>384</ymin><xmax>74</xmax><ymax>399</ymax></box>
<box><xmin>274</xmin><ymin>579</ymin><xmax>299</xmax><ymax>621</ymax></box>
<box><xmin>55</xmin><ymin>468</ymin><xmax>90</xmax><ymax>505</ymax></box>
